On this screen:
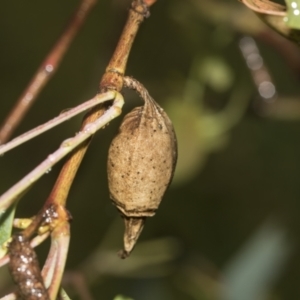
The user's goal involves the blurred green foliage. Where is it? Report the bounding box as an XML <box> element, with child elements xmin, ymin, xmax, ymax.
<box><xmin>1</xmin><ymin>0</ymin><xmax>300</xmax><ymax>299</ymax></box>
<box><xmin>286</xmin><ymin>0</ymin><xmax>300</xmax><ymax>29</ymax></box>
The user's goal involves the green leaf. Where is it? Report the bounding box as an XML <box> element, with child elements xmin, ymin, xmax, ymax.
<box><xmin>0</xmin><ymin>203</ymin><xmax>17</xmax><ymax>258</ymax></box>
<box><xmin>285</xmin><ymin>0</ymin><xmax>300</xmax><ymax>29</ymax></box>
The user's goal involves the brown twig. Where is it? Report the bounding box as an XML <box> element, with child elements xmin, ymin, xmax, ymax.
<box><xmin>4</xmin><ymin>0</ymin><xmax>157</xmax><ymax>297</ymax></box>
<box><xmin>0</xmin><ymin>91</ymin><xmax>115</xmax><ymax>156</ymax></box>
<box><xmin>144</xmin><ymin>0</ymin><xmax>157</xmax><ymax>6</ymax></box>
<box><xmin>0</xmin><ymin>0</ymin><xmax>97</xmax><ymax>144</ymax></box>
<box><xmin>0</xmin><ymin>92</ymin><xmax>121</xmax><ymax>213</ymax></box>
<box><xmin>46</xmin><ymin>0</ymin><xmax>155</xmax><ymax>209</ymax></box>
<box><xmin>42</xmin><ymin>214</ymin><xmax>70</xmax><ymax>300</ymax></box>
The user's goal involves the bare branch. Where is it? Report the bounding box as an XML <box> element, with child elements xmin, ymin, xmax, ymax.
<box><xmin>46</xmin><ymin>0</ymin><xmax>153</xmax><ymax>210</ymax></box>
<box><xmin>0</xmin><ymin>0</ymin><xmax>97</xmax><ymax>144</ymax></box>
<box><xmin>43</xmin><ymin>221</ymin><xmax>70</xmax><ymax>300</ymax></box>
<box><xmin>0</xmin><ymin>92</ymin><xmax>124</xmax><ymax>212</ymax></box>
<box><xmin>144</xmin><ymin>0</ymin><xmax>157</xmax><ymax>7</ymax></box>
<box><xmin>0</xmin><ymin>91</ymin><xmax>115</xmax><ymax>156</ymax></box>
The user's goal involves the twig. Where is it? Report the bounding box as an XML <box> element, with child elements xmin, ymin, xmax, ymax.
<box><xmin>2</xmin><ymin>0</ymin><xmax>158</xmax><ymax>297</ymax></box>
<box><xmin>46</xmin><ymin>0</ymin><xmax>154</xmax><ymax>209</ymax></box>
<box><xmin>144</xmin><ymin>0</ymin><xmax>157</xmax><ymax>5</ymax></box>
<box><xmin>0</xmin><ymin>92</ymin><xmax>123</xmax><ymax>212</ymax></box>
<box><xmin>0</xmin><ymin>293</ymin><xmax>17</xmax><ymax>300</ymax></box>
<box><xmin>0</xmin><ymin>0</ymin><xmax>97</xmax><ymax>144</ymax></box>
<box><xmin>0</xmin><ymin>91</ymin><xmax>115</xmax><ymax>156</ymax></box>
<box><xmin>4</xmin><ymin>206</ymin><xmax>69</xmax><ymax>300</ymax></box>
<box><xmin>43</xmin><ymin>220</ymin><xmax>70</xmax><ymax>300</ymax></box>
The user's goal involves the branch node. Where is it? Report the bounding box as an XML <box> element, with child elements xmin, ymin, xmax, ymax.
<box><xmin>131</xmin><ymin>0</ymin><xmax>150</xmax><ymax>18</ymax></box>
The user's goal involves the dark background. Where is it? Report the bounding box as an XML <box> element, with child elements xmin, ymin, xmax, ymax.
<box><xmin>1</xmin><ymin>0</ymin><xmax>300</xmax><ymax>299</ymax></box>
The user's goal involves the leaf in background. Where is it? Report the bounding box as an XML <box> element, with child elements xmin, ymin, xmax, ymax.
<box><xmin>222</xmin><ymin>220</ymin><xmax>291</xmax><ymax>300</ymax></box>
<box><xmin>240</xmin><ymin>0</ymin><xmax>300</xmax><ymax>43</ymax></box>
<box><xmin>198</xmin><ymin>56</ymin><xmax>234</xmax><ymax>93</ymax></box>
<box><xmin>285</xmin><ymin>0</ymin><xmax>300</xmax><ymax>29</ymax></box>
<box><xmin>165</xmin><ymin>99</ymin><xmax>208</xmax><ymax>185</ymax></box>
<box><xmin>164</xmin><ymin>59</ymin><xmax>250</xmax><ymax>185</ymax></box>
<box><xmin>0</xmin><ymin>203</ymin><xmax>16</xmax><ymax>258</ymax></box>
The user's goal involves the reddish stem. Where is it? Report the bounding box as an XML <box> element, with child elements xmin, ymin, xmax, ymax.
<box><xmin>0</xmin><ymin>0</ymin><xmax>97</xmax><ymax>144</ymax></box>
<box><xmin>46</xmin><ymin>0</ymin><xmax>153</xmax><ymax>209</ymax></box>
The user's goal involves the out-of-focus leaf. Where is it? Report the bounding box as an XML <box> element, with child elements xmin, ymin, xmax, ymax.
<box><xmin>189</xmin><ymin>0</ymin><xmax>268</xmax><ymax>35</ymax></box>
<box><xmin>165</xmin><ymin>99</ymin><xmax>209</xmax><ymax>185</ymax></box>
<box><xmin>164</xmin><ymin>56</ymin><xmax>236</xmax><ymax>185</ymax></box>
<box><xmin>240</xmin><ymin>0</ymin><xmax>300</xmax><ymax>43</ymax></box>
<box><xmin>285</xmin><ymin>0</ymin><xmax>300</xmax><ymax>29</ymax></box>
<box><xmin>198</xmin><ymin>57</ymin><xmax>234</xmax><ymax>93</ymax></box>
<box><xmin>222</xmin><ymin>220</ymin><xmax>291</xmax><ymax>300</ymax></box>
<box><xmin>80</xmin><ymin>218</ymin><xmax>181</xmax><ymax>282</ymax></box>
<box><xmin>175</xmin><ymin>263</ymin><xmax>223</xmax><ymax>300</ymax></box>
<box><xmin>165</xmin><ymin>80</ymin><xmax>250</xmax><ymax>186</ymax></box>
<box><xmin>259</xmin><ymin>97</ymin><xmax>300</xmax><ymax>120</ymax></box>
<box><xmin>0</xmin><ymin>203</ymin><xmax>16</xmax><ymax>258</ymax></box>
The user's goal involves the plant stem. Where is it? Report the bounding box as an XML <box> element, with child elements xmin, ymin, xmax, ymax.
<box><xmin>0</xmin><ymin>0</ymin><xmax>97</xmax><ymax>144</ymax></box>
<box><xmin>46</xmin><ymin>0</ymin><xmax>154</xmax><ymax>209</ymax></box>
<box><xmin>2</xmin><ymin>1</ymin><xmax>158</xmax><ymax>297</ymax></box>
<box><xmin>0</xmin><ymin>293</ymin><xmax>17</xmax><ymax>300</ymax></box>
<box><xmin>0</xmin><ymin>91</ymin><xmax>115</xmax><ymax>156</ymax></box>
<box><xmin>43</xmin><ymin>221</ymin><xmax>70</xmax><ymax>300</ymax></box>
<box><xmin>0</xmin><ymin>92</ymin><xmax>123</xmax><ymax>212</ymax></box>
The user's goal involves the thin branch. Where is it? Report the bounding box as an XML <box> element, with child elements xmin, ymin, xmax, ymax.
<box><xmin>98</xmin><ymin>0</ymin><xmax>151</xmax><ymax>93</ymax></box>
<box><xmin>144</xmin><ymin>0</ymin><xmax>157</xmax><ymax>6</ymax></box>
<box><xmin>0</xmin><ymin>92</ymin><xmax>123</xmax><ymax>212</ymax></box>
<box><xmin>46</xmin><ymin>0</ymin><xmax>154</xmax><ymax>209</ymax></box>
<box><xmin>0</xmin><ymin>293</ymin><xmax>16</xmax><ymax>300</ymax></box>
<box><xmin>0</xmin><ymin>0</ymin><xmax>97</xmax><ymax>144</ymax></box>
<box><xmin>0</xmin><ymin>91</ymin><xmax>115</xmax><ymax>156</ymax></box>
<box><xmin>13</xmin><ymin>218</ymin><xmax>33</xmax><ymax>229</ymax></box>
<box><xmin>43</xmin><ymin>221</ymin><xmax>70</xmax><ymax>300</ymax></box>
<box><xmin>4</xmin><ymin>206</ymin><xmax>68</xmax><ymax>300</ymax></box>
<box><xmin>2</xmin><ymin>1</ymin><xmax>158</xmax><ymax>298</ymax></box>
